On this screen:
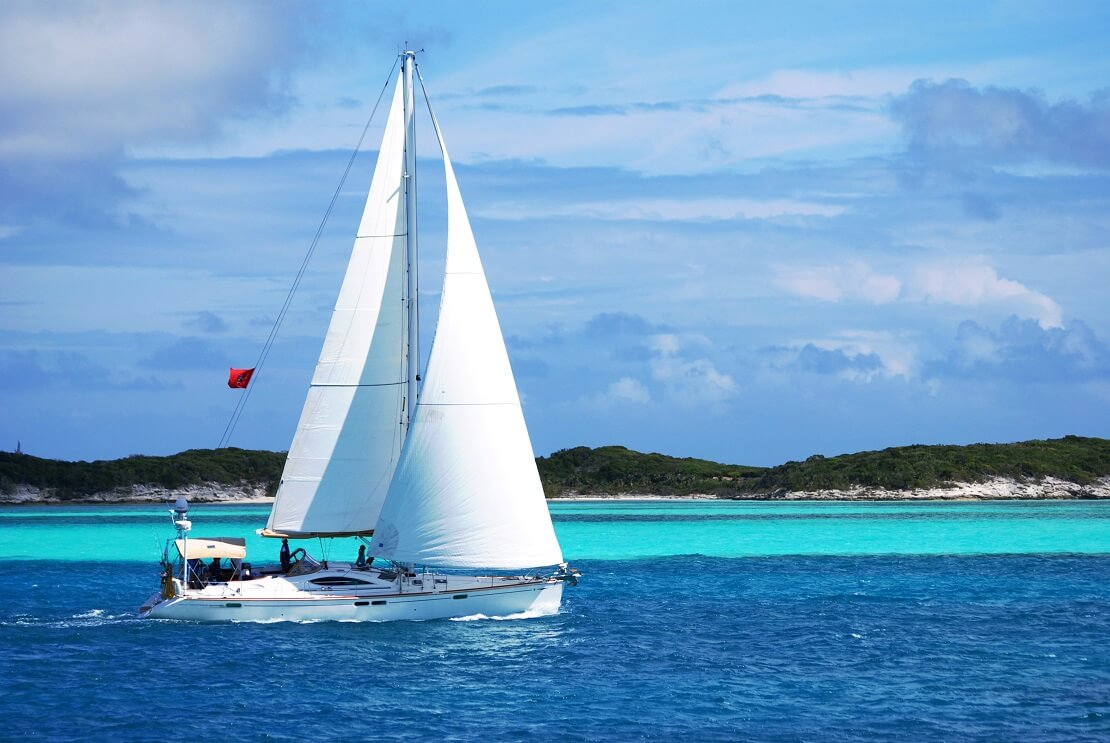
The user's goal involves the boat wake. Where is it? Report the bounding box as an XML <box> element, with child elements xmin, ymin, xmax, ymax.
<box><xmin>449</xmin><ymin>606</ymin><xmax>561</xmax><ymax>622</ymax></box>
<box><xmin>3</xmin><ymin>609</ymin><xmax>135</xmax><ymax>628</ymax></box>
<box><xmin>74</xmin><ymin>609</ymin><xmax>106</xmax><ymax>619</ymax></box>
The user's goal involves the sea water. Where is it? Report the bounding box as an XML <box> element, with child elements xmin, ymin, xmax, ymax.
<box><xmin>2</xmin><ymin>500</ymin><xmax>1109</xmax><ymax>741</ymax></box>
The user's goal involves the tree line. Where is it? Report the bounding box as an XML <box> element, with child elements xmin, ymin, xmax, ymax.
<box><xmin>2</xmin><ymin>436</ymin><xmax>1107</xmax><ymax>500</ymax></box>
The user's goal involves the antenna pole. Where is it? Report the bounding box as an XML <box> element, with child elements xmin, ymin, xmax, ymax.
<box><xmin>401</xmin><ymin>50</ymin><xmax>420</xmax><ymax>428</ymax></box>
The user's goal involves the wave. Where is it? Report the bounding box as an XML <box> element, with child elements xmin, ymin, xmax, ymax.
<box><xmin>449</xmin><ymin>606</ymin><xmax>562</xmax><ymax>622</ymax></box>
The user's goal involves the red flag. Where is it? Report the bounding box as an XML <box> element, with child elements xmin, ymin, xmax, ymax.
<box><xmin>228</xmin><ymin>367</ymin><xmax>255</xmax><ymax>389</ymax></box>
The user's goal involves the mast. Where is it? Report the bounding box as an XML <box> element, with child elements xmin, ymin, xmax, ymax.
<box><xmin>402</xmin><ymin>50</ymin><xmax>420</xmax><ymax>430</ymax></box>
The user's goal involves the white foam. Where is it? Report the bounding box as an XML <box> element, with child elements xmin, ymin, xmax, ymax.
<box><xmin>2</xmin><ymin>610</ymin><xmax>132</xmax><ymax>629</ymax></box>
<box><xmin>74</xmin><ymin>609</ymin><xmax>105</xmax><ymax>619</ymax></box>
<box><xmin>449</xmin><ymin>606</ymin><xmax>561</xmax><ymax>622</ymax></box>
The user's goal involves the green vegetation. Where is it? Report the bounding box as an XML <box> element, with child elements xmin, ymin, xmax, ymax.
<box><xmin>739</xmin><ymin>436</ymin><xmax>1110</xmax><ymax>495</ymax></box>
<box><xmin>1</xmin><ymin>436</ymin><xmax>1107</xmax><ymax>501</ymax></box>
<box><xmin>537</xmin><ymin>436</ymin><xmax>1110</xmax><ymax>496</ymax></box>
<box><xmin>536</xmin><ymin>445</ymin><xmax>764</xmax><ymax>497</ymax></box>
<box><xmin>0</xmin><ymin>448</ymin><xmax>285</xmax><ymax>500</ymax></box>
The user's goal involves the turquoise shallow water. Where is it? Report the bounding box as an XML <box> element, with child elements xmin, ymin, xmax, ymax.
<box><xmin>2</xmin><ymin>500</ymin><xmax>1109</xmax><ymax>741</ymax></box>
<box><xmin>3</xmin><ymin>499</ymin><xmax>1109</xmax><ymax>562</ymax></box>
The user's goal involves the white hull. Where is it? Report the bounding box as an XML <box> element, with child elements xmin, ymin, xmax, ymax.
<box><xmin>141</xmin><ymin>565</ymin><xmax>565</xmax><ymax>623</ymax></box>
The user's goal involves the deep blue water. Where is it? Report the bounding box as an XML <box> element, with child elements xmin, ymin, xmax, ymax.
<box><xmin>3</xmin><ymin>553</ymin><xmax>1109</xmax><ymax>741</ymax></box>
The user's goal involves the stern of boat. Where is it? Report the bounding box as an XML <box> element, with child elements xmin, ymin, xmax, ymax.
<box><xmin>138</xmin><ymin>591</ymin><xmax>168</xmax><ymax>617</ymax></box>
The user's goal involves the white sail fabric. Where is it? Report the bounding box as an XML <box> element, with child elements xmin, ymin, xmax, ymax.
<box><xmin>266</xmin><ymin>75</ymin><xmax>409</xmax><ymax>537</ymax></box>
<box><xmin>370</xmin><ymin>114</ymin><xmax>564</xmax><ymax>569</ymax></box>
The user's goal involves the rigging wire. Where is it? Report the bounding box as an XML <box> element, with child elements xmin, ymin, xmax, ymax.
<box><xmin>217</xmin><ymin>58</ymin><xmax>400</xmax><ymax>449</ymax></box>
<box><xmin>415</xmin><ymin>64</ymin><xmax>445</xmax><ymax>170</ymax></box>
<box><xmin>411</xmin><ymin>59</ymin><xmax>421</xmax><ymax>401</ymax></box>
<box><xmin>413</xmin><ymin>63</ymin><xmax>453</xmax><ymax>374</ymax></box>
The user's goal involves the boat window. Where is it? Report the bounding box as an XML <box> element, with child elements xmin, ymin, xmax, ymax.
<box><xmin>309</xmin><ymin>577</ymin><xmax>372</xmax><ymax>586</ymax></box>
<box><xmin>287</xmin><ymin>552</ymin><xmax>322</xmax><ymax>577</ymax></box>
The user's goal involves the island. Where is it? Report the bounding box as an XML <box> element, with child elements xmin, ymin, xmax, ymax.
<box><xmin>1</xmin><ymin>436</ymin><xmax>1107</xmax><ymax>504</ymax></box>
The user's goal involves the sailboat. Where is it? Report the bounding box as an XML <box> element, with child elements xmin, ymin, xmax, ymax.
<box><xmin>140</xmin><ymin>51</ymin><xmax>578</xmax><ymax>622</ymax></box>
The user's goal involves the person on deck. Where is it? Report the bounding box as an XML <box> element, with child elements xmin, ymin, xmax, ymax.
<box><xmin>187</xmin><ymin>558</ymin><xmax>205</xmax><ymax>588</ymax></box>
<box><xmin>210</xmin><ymin>557</ymin><xmax>221</xmax><ymax>582</ymax></box>
<box><xmin>280</xmin><ymin>539</ymin><xmax>291</xmax><ymax>572</ymax></box>
<box><xmin>356</xmin><ymin>545</ymin><xmax>367</xmax><ymax>568</ymax></box>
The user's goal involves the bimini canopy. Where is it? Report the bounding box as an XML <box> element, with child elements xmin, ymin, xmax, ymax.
<box><xmin>175</xmin><ymin>538</ymin><xmax>247</xmax><ymax>560</ymax></box>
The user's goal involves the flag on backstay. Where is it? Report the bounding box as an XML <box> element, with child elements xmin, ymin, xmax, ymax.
<box><xmin>228</xmin><ymin>367</ymin><xmax>255</xmax><ymax>389</ymax></box>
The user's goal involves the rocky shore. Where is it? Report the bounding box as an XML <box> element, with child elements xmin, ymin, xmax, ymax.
<box><xmin>9</xmin><ymin>475</ymin><xmax>1106</xmax><ymax>505</ymax></box>
<box><xmin>1</xmin><ymin>481</ymin><xmax>273</xmax><ymax>505</ymax></box>
<box><xmin>547</xmin><ymin>476</ymin><xmax>1110</xmax><ymax>501</ymax></box>
<box><xmin>737</xmin><ymin>475</ymin><xmax>1110</xmax><ymax>501</ymax></box>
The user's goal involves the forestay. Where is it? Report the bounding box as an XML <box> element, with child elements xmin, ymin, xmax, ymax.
<box><xmin>265</xmin><ymin>74</ymin><xmax>409</xmax><ymax>538</ymax></box>
<box><xmin>370</xmin><ymin>105</ymin><xmax>564</xmax><ymax>569</ymax></box>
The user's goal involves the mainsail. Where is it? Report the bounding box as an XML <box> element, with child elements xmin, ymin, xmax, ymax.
<box><xmin>370</xmin><ymin>107</ymin><xmax>564</xmax><ymax>569</ymax></box>
<box><xmin>265</xmin><ymin>74</ymin><xmax>409</xmax><ymax>537</ymax></box>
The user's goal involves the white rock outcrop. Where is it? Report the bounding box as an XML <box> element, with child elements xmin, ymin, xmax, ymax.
<box><xmin>4</xmin><ymin>476</ymin><xmax>1109</xmax><ymax>504</ymax></box>
<box><xmin>759</xmin><ymin>475</ymin><xmax>1110</xmax><ymax>501</ymax></box>
<box><xmin>548</xmin><ymin>476</ymin><xmax>1110</xmax><ymax>501</ymax></box>
<box><xmin>1</xmin><ymin>481</ymin><xmax>273</xmax><ymax>505</ymax></box>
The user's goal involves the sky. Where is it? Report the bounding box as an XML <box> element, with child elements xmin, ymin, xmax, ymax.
<box><xmin>1</xmin><ymin>0</ymin><xmax>1108</xmax><ymax>466</ymax></box>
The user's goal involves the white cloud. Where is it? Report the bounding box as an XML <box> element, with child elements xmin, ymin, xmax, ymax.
<box><xmin>606</xmin><ymin>376</ymin><xmax>651</xmax><ymax>403</ymax></box>
<box><xmin>773</xmin><ymin>329</ymin><xmax>918</xmax><ymax>381</ymax></box>
<box><xmin>650</xmin><ymin>333</ymin><xmax>683</xmax><ymax>357</ymax></box>
<box><xmin>722</xmin><ymin>68</ymin><xmax>923</xmax><ymax>99</ymax></box>
<box><xmin>908</xmin><ymin>263</ymin><xmax>1063</xmax><ymax>329</ymax></box>
<box><xmin>775</xmin><ymin>259</ymin><xmax>1063</xmax><ymax>329</ymax></box>
<box><xmin>891</xmin><ymin>79</ymin><xmax>1110</xmax><ymax>170</ymax></box>
<box><xmin>477</xmin><ymin>197</ymin><xmax>846</xmax><ymax>222</ymax></box>
<box><xmin>0</xmin><ymin>1</ymin><xmax>300</xmax><ymax>158</ymax></box>
<box><xmin>648</xmin><ymin>333</ymin><xmax>736</xmax><ymax>405</ymax></box>
<box><xmin>775</xmin><ymin>262</ymin><xmax>902</xmax><ymax>303</ymax></box>
<box><xmin>823</xmin><ymin>329</ymin><xmax>918</xmax><ymax>379</ymax></box>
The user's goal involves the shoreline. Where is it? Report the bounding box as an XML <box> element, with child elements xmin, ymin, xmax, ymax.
<box><xmin>551</xmin><ymin>495</ymin><xmax>1109</xmax><ymax>502</ymax></box>
<box><xmin>549</xmin><ymin>475</ymin><xmax>1110</xmax><ymax>502</ymax></box>
<box><xmin>0</xmin><ymin>497</ymin><xmax>277</xmax><ymax>507</ymax></box>
<box><xmin>5</xmin><ymin>496</ymin><xmax>1109</xmax><ymax>507</ymax></box>
<box><xmin>3</xmin><ymin>475</ymin><xmax>1107</xmax><ymax>506</ymax></box>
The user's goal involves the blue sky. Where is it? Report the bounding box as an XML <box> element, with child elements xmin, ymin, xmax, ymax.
<box><xmin>1</xmin><ymin>1</ymin><xmax>1108</xmax><ymax>465</ymax></box>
